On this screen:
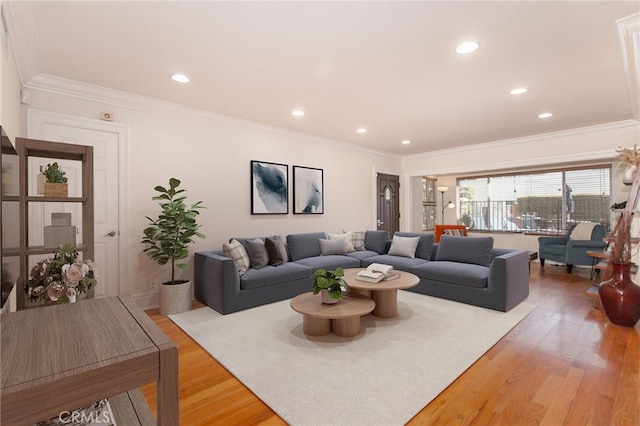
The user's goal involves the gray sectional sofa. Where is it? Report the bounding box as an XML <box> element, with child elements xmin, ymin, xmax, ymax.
<box><xmin>194</xmin><ymin>230</ymin><xmax>529</xmax><ymax>315</ymax></box>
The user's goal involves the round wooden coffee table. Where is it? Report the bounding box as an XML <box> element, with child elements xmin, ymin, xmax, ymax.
<box><xmin>290</xmin><ymin>292</ymin><xmax>375</xmax><ymax>337</ymax></box>
<box><xmin>342</xmin><ymin>268</ymin><xmax>420</xmax><ymax>318</ymax></box>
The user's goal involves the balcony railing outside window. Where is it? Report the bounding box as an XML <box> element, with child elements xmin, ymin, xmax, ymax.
<box><xmin>457</xmin><ymin>167</ymin><xmax>611</xmax><ymax>235</ymax></box>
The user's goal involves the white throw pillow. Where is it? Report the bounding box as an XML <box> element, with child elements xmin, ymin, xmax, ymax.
<box><xmin>223</xmin><ymin>239</ymin><xmax>251</xmax><ymax>276</ymax></box>
<box><xmin>388</xmin><ymin>235</ymin><xmax>420</xmax><ymax>259</ymax></box>
<box><xmin>328</xmin><ymin>232</ymin><xmax>355</xmax><ymax>252</ymax></box>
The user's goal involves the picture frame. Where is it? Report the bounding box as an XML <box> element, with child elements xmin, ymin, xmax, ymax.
<box><xmin>293</xmin><ymin>166</ymin><xmax>324</xmax><ymax>214</ymax></box>
<box><xmin>251</xmin><ymin>160</ymin><xmax>288</xmax><ymax>214</ymax></box>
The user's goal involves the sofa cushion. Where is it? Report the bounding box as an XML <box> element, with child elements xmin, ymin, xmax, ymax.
<box><xmin>265</xmin><ymin>236</ymin><xmax>288</xmax><ymax>266</ymax></box>
<box><xmin>287</xmin><ymin>232</ymin><xmax>327</xmax><ymax>261</ymax></box>
<box><xmin>351</xmin><ymin>231</ymin><xmax>366</xmax><ymax>251</ymax></box>
<box><xmin>328</xmin><ymin>232</ymin><xmax>355</xmax><ymax>252</ymax></box>
<box><xmin>222</xmin><ymin>239</ymin><xmax>250</xmax><ymax>276</ymax></box>
<box><xmin>346</xmin><ymin>250</ymin><xmax>379</xmax><ymax>262</ymax></box>
<box><xmin>364</xmin><ymin>230</ymin><xmax>389</xmax><ymax>254</ymax></box>
<box><xmin>244</xmin><ymin>239</ymin><xmax>269</xmax><ymax>270</ymax></box>
<box><xmin>361</xmin><ymin>254</ymin><xmax>429</xmax><ymax>272</ymax></box>
<box><xmin>413</xmin><ymin>261</ymin><xmax>489</xmax><ymax>288</ymax></box>
<box><xmin>388</xmin><ymin>235</ymin><xmax>420</xmax><ymax>258</ymax></box>
<box><xmin>240</xmin><ymin>262</ymin><xmax>313</xmax><ymax>290</ymax></box>
<box><xmin>436</xmin><ymin>235</ymin><xmax>494</xmax><ymax>267</ymax></box>
<box><xmin>320</xmin><ymin>238</ymin><xmax>347</xmax><ymax>255</ymax></box>
<box><xmin>394</xmin><ymin>232</ymin><xmax>435</xmax><ymax>260</ymax></box>
<box><xmin>295</xmin><ymin>255</ymin><xmax>361</xmax><ymax>271</ymax></box>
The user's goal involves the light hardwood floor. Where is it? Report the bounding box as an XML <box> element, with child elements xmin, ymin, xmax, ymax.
<box><xmin>141</xmin><ymin>263</ymin><xmax>640</xmax><ymax>425</ymax></box>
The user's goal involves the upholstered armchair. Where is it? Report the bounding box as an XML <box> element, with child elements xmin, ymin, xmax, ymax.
<box><xmin>434</xmin><ymin>224</ymin><xmax>468</xmax><ymax>243</ymax></box>
<box><xmin>538</xmin><ymin>223</ymin><xmax>607</xmax><ymax>273</ymax></box>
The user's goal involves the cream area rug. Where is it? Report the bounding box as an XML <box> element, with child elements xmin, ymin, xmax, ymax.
<box><xmin>170</xmin><ymin>291</ymin><xmax>535</xmax><ymax>426</ymax></box>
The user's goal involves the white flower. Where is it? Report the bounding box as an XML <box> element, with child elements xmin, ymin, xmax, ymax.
<box><xmin>47</xmin><ymin>284</ymin><xmax>65</xmax><ymax>302</ymax></box>
<box><xmin>62</xmin><ymin>261</ymin><xmax>88</xmax><ymax>286</ymax></box>
<box><xmin>66</xmin><ymin>287</ymin><xmax>77</xmax><ymax>297</ymax></box>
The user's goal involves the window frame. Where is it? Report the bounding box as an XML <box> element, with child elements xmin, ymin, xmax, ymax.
<box><xmin>456</xmin><ymin>164</ymin><xmax>612</xmax><ymax>235</ymax></box>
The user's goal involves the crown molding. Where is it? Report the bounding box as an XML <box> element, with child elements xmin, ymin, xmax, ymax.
<box><xmin>23</xmin><ymin>73</ymin><xmax>400</xmax><ymax>160</ymax></box>
<box><xmin>404</xmin><ymin>119</ymin><xmax>640</xmax><ymax>166</ymax></box>
<box><xmin>2</xmin><ymin>0</ymin><xmax>38</xmax><ymax>84</ymax></box>
<box><xmin>617</xmin><ymin>12</ymin><xmax>640</xmax><ymax>121</ymax></box>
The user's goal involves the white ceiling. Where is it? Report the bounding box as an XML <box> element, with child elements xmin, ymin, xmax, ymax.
<box><xmin>4</xmin><ymin>1</ymin><xmax>640</xmax><ymax>155</ymax></box>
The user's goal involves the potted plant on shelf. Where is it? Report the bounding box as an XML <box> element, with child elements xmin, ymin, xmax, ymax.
<box><xmin>616</xmin><ymin>144</ymin><xmax>640</xmax><ymax>183</ymax></box>
<box><xmin>311</xmin><ymin>268</ymin><xmax>349</xmax><ymax>304</ymax></box>
<box><xmin>141</xmin><ymin>178</ymin><xmax>205</xmax><ymax>315</ymax></box>
<box><xmin>43</xmin><ymin>162</ymin><xmax>68</xmax><ymax>197</ymax></box>
<box><xmin>25</xmin><ymin>242</ymin><xmax>97</xmax><ymax>304</ymax></box>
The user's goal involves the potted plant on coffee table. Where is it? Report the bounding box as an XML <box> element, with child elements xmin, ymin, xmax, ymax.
<box><xmin>142</xmin><ymin>177</ymin><xmax>205</xmax><ymax>315</ymax></box>
<box><xmin>311</xmin><ymin>268</ymin><xmax>349</xmax><ymax>304</ymax></box>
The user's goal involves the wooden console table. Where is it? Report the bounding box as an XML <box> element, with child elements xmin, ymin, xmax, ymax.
<box><xmin>1</xmin><ymin>296</ymin><xmax>178</xmax><ymax>425</ymax></box>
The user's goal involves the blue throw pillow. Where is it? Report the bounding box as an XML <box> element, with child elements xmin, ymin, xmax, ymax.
<box><xmin>436</xmin><ymin>236</ymin><xmax>494</xmax><ymax>266</ymax></box>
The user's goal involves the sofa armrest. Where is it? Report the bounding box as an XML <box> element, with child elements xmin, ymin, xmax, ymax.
<box><xmin>194</xmin><ymin>251</ymin><xmax>241</xmax><ymax>314</ymax></box>
<box><xmin>567</xmin><ymin>240</ymin><xmax>607</xmax><ymax>249</ymax></box>
<box><xmin>538</xmin><ymin>236</ymin><xmax>568</xmax><ymax>249</ymax></box>
<box><xmin>488</xmin><ymin>250</ymin><xmax>529</xmax><ymax>311</ymax></box>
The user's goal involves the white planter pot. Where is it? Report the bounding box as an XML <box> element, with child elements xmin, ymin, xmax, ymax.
<box><xmin>624</xmin><ymin>165</ymin><xmax>637</xmax><ymax>184</ymax></box>
<box><xmin>159</xmin><ymin>280</ymin><xmax>192</xmax><ymax>316</ymax></box>
<box><xmin>321</xmin><ymin>289</ymin><xmax>338</xmax><ymax>304</ymax></box>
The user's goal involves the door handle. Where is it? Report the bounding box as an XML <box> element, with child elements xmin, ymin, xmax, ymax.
<box><xmin>103</xmin><ymin>230</ymin><xmax>116</xmax><ymax>237</ymax></box>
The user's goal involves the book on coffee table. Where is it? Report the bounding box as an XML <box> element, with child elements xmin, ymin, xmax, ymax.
<box><xmin>356</xmin><ymin>263</ymin><xmax>399</xmax><ymax>283</ymax></box>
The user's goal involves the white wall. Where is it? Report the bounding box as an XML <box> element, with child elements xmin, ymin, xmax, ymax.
<box><xmin>23</xmin><ymin>85</ymin><xmax>401</xmax><ymax>305</ymax></box>
<box><xmin>0</xmin><ymin>0</ymin><xmax>22</xmax><ymax>141</ymax></box>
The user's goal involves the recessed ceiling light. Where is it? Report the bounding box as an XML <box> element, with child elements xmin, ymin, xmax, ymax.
<box><xmin>455</xmin><ymin>41</ymin><xmax>479</xmax><ymax>55</ymax></box>
<box><xmin>401</xmin><ymin>140</ymin><xmax>411</xmax><ymax>145</ymax></box>
<box><xmin>357</xmin><ymin>128</ymin><xmax>367</xmax><ymax>133</ymax></box>
<box><xmin>538</xmin><ymin>112</ymin><xmax>553</xmax><ymax>119</ymax></box>
<box><xmin>510</xmin><ymin>87</ymin><xmax>528</xmax><ymax>95</ymax></box>
<box><xmin>292</xmin><ymin>110</ymin><xmax>305</xmax><ymax>117</ymax></box>
<box><xmin>170</xmin><ymin>73</ymin><xmax>190</xmax><ymax>83</ymax></box>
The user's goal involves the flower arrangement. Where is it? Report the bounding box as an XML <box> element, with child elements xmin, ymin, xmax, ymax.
<box><xmin>609</xmin><ymin>211</ymin><xmax>633</xmax><ymax>264</ymax></box>
<box><xmin>25</xmin><ymin>243</ymin><xmax>97</xmax><ymax>303</ymax></box>
<box><xmin>615</xmin><ymin>145</ymin><xmax>640</xmax><ymax>168</ymax></box>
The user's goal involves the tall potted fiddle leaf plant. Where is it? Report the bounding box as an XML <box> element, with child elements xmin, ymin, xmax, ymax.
<box><xmin>142</xmin><ymin>178</ymin><xmax>205</xmax><ymax>315</ymax></box>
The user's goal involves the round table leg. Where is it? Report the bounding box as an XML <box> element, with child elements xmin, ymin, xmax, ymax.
<box><xmin>371</xmin><ymin>289</ymin><xmax>398</xmax><ymax>318</ymax></box>
<box><xmin>332</xmin><ymin>316</ymin><xmax>361</xmax><ymax>337</ymax></box>
<box><xmin>303</xmin><ymin>316</ymin><xmax>331</xmax><ymax>335</ymax></box>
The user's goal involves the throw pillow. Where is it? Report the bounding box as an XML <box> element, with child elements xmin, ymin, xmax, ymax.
<box><xmin>319</xmin><ymin>238</ymin><xmax>347</xmax><ymax>256</ymax></box>
<box><xmin>387</xmin><ymin>235</ymin><xmax>420</xmax><ymax>258</ymax></box>
<box><xmin>351</xmin><ymin>231</ymin><xmax>366</xmax><ymax>251</ymax></box>
<box><xmin>244</xmin><ymin>239</ymin><xmax>269</xmax><ymax>270</ymax></box>
<box><xmin>265</xmin><ymin>236</ymin><xmax>288</xmax><ymax>266</ymax></box>
<box><xmin>222</xmin><ymin>239</ymin><xmax>250</xmax><ymax>276</ymax></box>
<box><xmin>328</xmin><ymin>232</ymin><xmax>355</xmax><ymax>252</ymax></box>
<box><xmin>436</xmin><ymin>235</ymin><xmax>494</xmax><ymax>266</ymax></box>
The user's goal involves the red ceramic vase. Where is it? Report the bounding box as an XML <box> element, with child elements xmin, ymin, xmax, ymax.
<box><xmin>598</xmin><ymin>261</ymin><xmax>640</xmax><ymax>327</ymax></box>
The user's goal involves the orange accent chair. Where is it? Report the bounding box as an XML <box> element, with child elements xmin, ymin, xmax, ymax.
<box><xmin>434</xmin><ymin>225</ymin><xmax>468</xmax><ymax>243</ymax></box>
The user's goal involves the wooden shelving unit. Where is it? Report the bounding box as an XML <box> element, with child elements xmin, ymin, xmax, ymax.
<box><xmin>1</xmin><ymin>127</ymin><xmax>19</xmax><ymax>312</ymax></box>
<box><xmin>15</xmin><ymin>138</ymin><xmax>94</xmax><ymax>310</ymax></box>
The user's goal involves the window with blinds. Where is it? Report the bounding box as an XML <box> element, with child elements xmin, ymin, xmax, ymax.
<box><xmin>457</xmin><ymin>166</ymin><xmax>611</xmax><ymax>234</ymax></box>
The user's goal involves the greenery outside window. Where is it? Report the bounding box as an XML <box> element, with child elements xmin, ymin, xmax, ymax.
<box><xmin>422</xmin><ymin>177</ymin><xmax>437</xmax><ymax>231</ymax></box>
<box><xmin>457</xmin><ymin>166</ymin><xmax>611</xmax><ymax>234</ymax></box>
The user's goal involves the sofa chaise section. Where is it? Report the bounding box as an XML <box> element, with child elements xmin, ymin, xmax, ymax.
<box><xmin>194</xmin><ymin>251</ymin><xmax>314</xmax><ymax>314</ymax></box>
<box><xmin>409</xmin><ymin>239</ymin><xmax>529</xmax><ymax>312</ymax></box>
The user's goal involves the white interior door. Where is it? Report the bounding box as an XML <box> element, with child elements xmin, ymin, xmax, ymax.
<box><xmin>28</xmin><ymin>113</ymin><xmax>122</xmax><ymax>299</ymax></box>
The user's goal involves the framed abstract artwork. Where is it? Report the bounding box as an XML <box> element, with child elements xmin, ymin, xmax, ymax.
<box><xmin>251</xmin><ymin>160</ymin><xmax>288</xmax><ymax>214</ymax></box>
<box><xmin>293</xmin><ymin>166</ymin><xmax>323</xmax><ymax>214</ymax></box>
